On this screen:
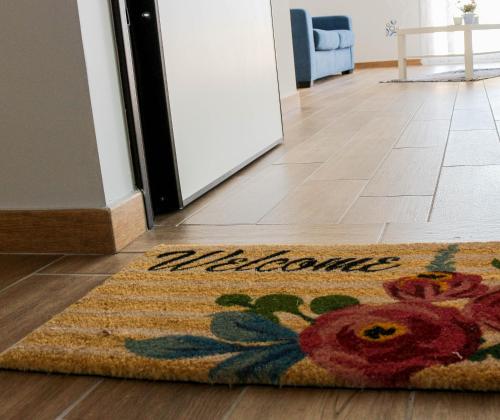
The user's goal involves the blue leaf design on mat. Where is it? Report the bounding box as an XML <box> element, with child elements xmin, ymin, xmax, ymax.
<box><xmin>209</xmin><ymin>342</ymin><xmax>305</xmax><ymax>385</ymax></box>
<box><xmin>125</xmin><ymin>335</ymin><xmax>244</xmax><ymax>359</ymax></box>
<box><xmin>211</xmin><ymin>312</ymin><xmax>298</xmax><ymax>343</ymax></box>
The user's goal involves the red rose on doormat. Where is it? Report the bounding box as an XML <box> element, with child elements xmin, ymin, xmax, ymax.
<box><xmin>464</xmin><ymin>287</ymin><xmax>500</xmax><ymax>332</ymax></box>
<box><xmin>299</xmin><ymin>303</ymin><xmax>481</xmax><ymax>388</ymax></box>
<box><xmin>384</xmin><ymin>272</ymin><xmax>488</xmax><ymax>302</ymax></box>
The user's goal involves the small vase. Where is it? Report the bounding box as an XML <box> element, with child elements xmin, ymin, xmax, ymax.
<box><xmin>454</xmin><ymin>16</ymin><xmax>463</xmax><ymax>25</ymax></box>
<box><xmin>463</xmin><ymin>13</ymin><xmax>475</xmax><ymax>25</ymax></box>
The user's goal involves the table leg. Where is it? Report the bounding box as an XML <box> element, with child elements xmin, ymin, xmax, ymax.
<box><xmin>464</xmin><ymin>28</ymin><xmax>474</xmax><ymax>81</ymax></box>
<box><xmin>398</xmin><ymin>34</ymin><xmax>407</xmax><ymax>81</ymax></box>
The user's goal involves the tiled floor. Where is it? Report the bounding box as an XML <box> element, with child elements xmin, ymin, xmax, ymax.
<box><xmin>176</xmin><ymin>65</ymin><xmax>500</xmax><ymax>231</ymax></box>
<box><xmin>2</xmin><ymin>66</ymin><xmax>500</xmax><ymax>419</ymax></box>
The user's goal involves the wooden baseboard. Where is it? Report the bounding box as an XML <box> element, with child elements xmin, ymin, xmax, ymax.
<box><xmin>356</xmin><ymin>59</ymin><xmax>422</xmax><ymax>69</ymax></box>
<box><xmin>0</xmin><ymin>192</ymin><xmax>147</xmax><ymax>254</ymax></box>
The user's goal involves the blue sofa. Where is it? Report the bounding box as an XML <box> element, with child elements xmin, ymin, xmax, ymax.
<box><xmin>290</xmin><ymin>9</ymin><xmax>355</xmax><ymax>88</ymax></box>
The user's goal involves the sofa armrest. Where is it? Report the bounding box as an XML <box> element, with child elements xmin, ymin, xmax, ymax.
<box><xmin>290</xmin><ymin>9</ymin><xmax>316</xmax><ymax>83</ymax></box>
<box><xmin>312</xmin><ymin>16</ymin><xmax>352</xmax><ymax>31</ymax></box>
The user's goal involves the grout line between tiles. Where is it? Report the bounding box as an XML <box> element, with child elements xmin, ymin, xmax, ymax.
<box><xmin>427</xmin><ymin>83</ymin><xmax>460</xmax><ymax>222</ymax></box>
<box><xmin>405</xmin><ymin>391</ymin><xmax>416</xmax><ymax>420</ymax></box>
<box><xmin>0</xmin><ymin>255</ymin><xmax>66</xmax><ymax>296</ymax></box>
<box><xmin>55</xmin><ymin>379</ymin><xmax>104</xmax><ymax>420</ymax></box>
<box><xmin>221</xmin><ymin>386</ymin><xmax>248</xmax><ymax>420</ymax></box>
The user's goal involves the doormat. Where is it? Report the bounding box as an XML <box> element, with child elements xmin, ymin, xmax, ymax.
<box><xmin>1</xmin><ymin>243</ymin><xmax>499</xmax><ymax>391</ymax></box>
<box><xmin>382</xmin><ymin>68</ymin><xmax>500</xmax><ymax>83</ymax></box>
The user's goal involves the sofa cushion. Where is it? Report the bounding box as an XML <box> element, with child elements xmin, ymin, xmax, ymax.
<box><xmin>313</xmin><ymin>29</ymin><xmax>340</xmax><ymax>51</ymax></box>
<box><xmin>337</xmin><ymin>30</ymin><xmax>355</xmax><ymax>48</ymax></box>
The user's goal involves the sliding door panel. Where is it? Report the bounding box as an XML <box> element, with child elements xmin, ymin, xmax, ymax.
<box><xmin>156</xmin><ymin>0</ymin><xmax>283</xmax><ymax>203</ymax></box>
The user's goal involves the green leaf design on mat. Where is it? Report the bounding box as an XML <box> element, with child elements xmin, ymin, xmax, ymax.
<box><xmin>254</xmin><ymin>294</ymin><xmax>304</xmax><ymax>318</ymax></box>
<box><xmin>492</xmin><ymin>259</ymin><xmax>500</xmax><ymax>270</ymax></box>
<box><xmin>426</xmin><ymin>244</ymin><xmax>459</xmax><ymax>272</ymax></box>
<box><xmin>216</xmin><ymin>294</ymin><xmax>313</xmax><ymax>323</ymax></box>
<box><xmin>125</xmin><ymin>335</ymin><xmax>245</xmax><ymax>359</ymax></box>
<box><xmin>310</xmin><ymin>295</ymin><xmax>360</xmax><ymax>315</ymax></box>
<box><xmin>469</xmin><ymin>344</ymin><xmax>500</xmax><ymax>362</ymax></box>
<box><xmin>211</xmin><ymin>312</ymin><xmax>298</xmax><ymax>343</ymax></box>
<box><xmin>216</xmin><ymin>294</ymin><xmax>253</xmax><ymax>307</ymax></box>
<box><xmin>125</xmin><ymin>311</ymin><xmax>305</xmax><ymax>386</ymax></box>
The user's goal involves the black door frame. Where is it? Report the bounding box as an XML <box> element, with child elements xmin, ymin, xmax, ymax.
<box><xmin>110</xmin><ymin>0</ymin><xmax>285</xmax><ymax>221</ymax></box>
<box><xmin>109</xmin><ymin>0</ymin><xmax>183</xmax><ymax>221</ymax></box>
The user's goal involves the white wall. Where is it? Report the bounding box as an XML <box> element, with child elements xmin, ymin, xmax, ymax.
<box><xmin>289</xmin><ymin>0</ymin><xmax>422</xmax><ymax>62</ymax></box>
<box><xmin>0</xmin><ymin>0</ymin><xmax>135</xmax><ymax>210</ymax></box>
<box><xmin>271</xmin><ymin>0</ymin><xmax>297</xmax><ymax>98</ymax></box>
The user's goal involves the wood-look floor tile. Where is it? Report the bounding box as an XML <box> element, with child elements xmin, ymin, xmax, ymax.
<box><xmin>411</xmin><ymin>391</ymin><xmax>500</xmax><ymax>420</ymax></box>
<box><xmin>395</xmin><ymin>120</ymin><xmax>450</xmax><ymax>148</ymax></box>
<box><xmin>284</xmin><ymin>118</ymin><xmax>333</xmax><ymax>146</ymax></box>
<box><xmin>341</xmin><ymin>196</ymin><xmax>432</xmax><ymax>224</ymax></box>
<box><xmin>381</xmin><ymin>221</ymin><xmax>500</xmax><ymax>243</ymax></box>
<box><xmin>353</xmin><ymin>114</ymin><xmax>412</xmax><ymax>139</ymax></box>
<box><xmin>66</xmin><ymin>380</ymin><xmax>243</xmax><ymax>420</ymax></box>
<box><xmin>0</xmin><ymin>255</ymin><xmax>60</xmax><ymax>291</ymax></box>
<box><xmin>455</xmin><ymin>91</ymin><xmax>490</xmax><ymax>111</ymax></box>
<box><xmin>155</xmin><ymin>173</ymin><xmax>253</xmax><ymax>226</ymax></box>
<box><xmin>0</xmin><ymin>274</ymin><xmax>105</xmax><ymax>351</ymax></box>
<box><xmin>310</xmin><ymin>136</ymin><xmax>397</xmax><ymax>181</ymax></box>
<box><xmin>122</xmin><ymin>224</ymin><xmax>385</xmax><ymax>252</ymax></box>
<box><xmin>431</xmin><ymin>166</ymin><xmax>500</xmax><ymax>222</ymax></box>
<box><xmin>183</xmin><ymin>164</ymin><xmax>320</xmax><ymax>225</ymax></box>
<box><xmin>40</xmin><ymin>253</ymin><xmax>140</xmax><ymax>275</ymax></box>
<box><xmin>227</xmin><ymin>387</ymin><xmax>411</xmax><ymax>420</ymax></box>
<box><xmin>259</xmin><ymin>180</ymin><xmax>367</xmax><ymax>225</ymax></box>
<box><xmin>0</xmin><ymin>372</ymin><xmax>100</xmax><ymax>420</ymax></box>
<box><xmin>443</xmin><ymin>130</ymin><xmax>500</xmax><ymax>166</ymax></box>
<box><xmin>414</xmin><ymin>102</ymin><xmax>455</xmax><ymax>121</ymax></box>
<box><xmin>451</xmin><ymin>110</ymin><xmax>496</xmax><ymax>130</ymax></box>
<box><xmin>274</xmin><ymin>131</ymin><xmax>355</xmax><ymax>164</ymax></box>
<box><xmin>491</xmin><ymin>106</ymin><xmax>500</xmax><ymax>120</ymax></box>
<box><xmin>363</xmin><ymin>148</ymin><xmax>444</xmax><ymax>196</ymax></box>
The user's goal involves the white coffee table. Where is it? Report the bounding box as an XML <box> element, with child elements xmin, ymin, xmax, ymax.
<box><xmin>397</xmin><ymin>24</ymin><xmax>500</xmax><ymax>81</ymax></box>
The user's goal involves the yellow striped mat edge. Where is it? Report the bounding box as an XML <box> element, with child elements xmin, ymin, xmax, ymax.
<box><xmin>1</xmin><ymin>242</ymin><xmax>500</xmax><ymax>391</ymax></box>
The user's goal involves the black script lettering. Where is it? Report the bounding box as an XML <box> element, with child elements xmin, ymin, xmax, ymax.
<box><xmin>235</xmin><ymin>251</ymin><xmax>291</xmax><ymax>271</ymax></box>
<box><xmin>341</xmin><ymin>258</ymin><xmax>373</xmax><ymax>272</ymax></box>
<box><xmin>171</xmin><ymin>250</ymin><xmax>247</xmax><ymax>271</ymax></box>
<box><xmin>360</xmin><ymin>257</ymin><xmax>401</xmax><ymax>272</ymax></box>
<box><xmin>319</xmin><ymin>258</ymin><xmax>374</xmax><ymax>272</ymax></box>
<box><xmin>148</xmin><ymin>250</ymin><xmax>197</xmax><ymax>271</ymax></box>
<box><xmin>149</xmin><ymin>249</ymin><xmax>247</xmax><ymax>272</ymax></box>
<box><xmin>283</xmin><ymin>258</ymin><xmax>318</xmax><ymax>272</ymax></box>
<box><xmin>256</xmin><ymin>259</ymin><xmax>290</xmax><ymax>272</ymax></box>
<box><xmin>206</xmin><ymin>258</ymin><xmax>250</xmax><ymax>272</ymax></box>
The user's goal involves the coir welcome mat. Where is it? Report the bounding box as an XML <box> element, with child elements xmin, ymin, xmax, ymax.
<box><xmin>1</xmin><ymin>243</ymin><xmax>499</xmax><ymax>391</ymax></box>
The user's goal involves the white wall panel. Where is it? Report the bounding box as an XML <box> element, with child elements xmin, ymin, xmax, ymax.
<box><xmin>157</xmin><ymin>0</ymin><xmax>283</xmax><ymax>202</ymax></box>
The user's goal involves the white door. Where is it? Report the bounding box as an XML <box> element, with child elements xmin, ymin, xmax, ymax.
<box><xmin>156</xmin><ymin>0</ymin><xmax>283</xmax><ymax>203</ymax></box>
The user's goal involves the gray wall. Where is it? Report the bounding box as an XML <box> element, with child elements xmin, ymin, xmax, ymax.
<box><xmin>0</xmin><ymin>0</ymin><xmax>135</xmax><ymax>210</ymax></box>
<box><xmin>0</xmin><ymin>0</ymin><xmax>105</xmax><ymax>209</ymax></box>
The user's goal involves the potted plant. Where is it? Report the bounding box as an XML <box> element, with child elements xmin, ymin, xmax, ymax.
<box><xmin>458</xmin><ymin>1</ymin><xmax>477</xmax><ymax>24</ymax></box>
